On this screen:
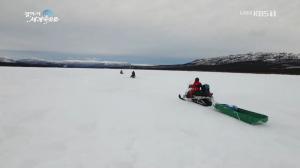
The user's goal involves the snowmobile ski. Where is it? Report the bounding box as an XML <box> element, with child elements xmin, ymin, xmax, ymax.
<box><xmin>178</xmin><ymin>94</ymin><xmax>212</xmax><ymax>106</ymax></box>
<box><xmin>178</xmin><ymin>94</ymin><xmax>186</xmax><ymax>100</ymax></box>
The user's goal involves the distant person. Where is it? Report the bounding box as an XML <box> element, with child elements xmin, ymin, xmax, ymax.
<box><xmin>130</xmin><ymin>71</ymin><xmax>136</xmax><ymax>78</ymax></box>
<box><xmin>120</xmin><ymin>70</ymin><xmax>123</xmax><ymax>74</ymax></box>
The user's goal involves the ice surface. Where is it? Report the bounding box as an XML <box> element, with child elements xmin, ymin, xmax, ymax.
<box><xmin>0</xmin><ymin>67</ymin><xmax>300</xmax><ymax>168</ymax></box>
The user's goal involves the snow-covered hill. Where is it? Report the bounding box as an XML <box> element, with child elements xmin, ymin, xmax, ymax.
<box><xmin>0</xmin><ymin>57</ymin><xmax>16</xmax><ymax>63</ymax></box>
<box><xmin>1</xmin><ymin>52</ymin><xmax>300</xmax><ymax>74</ymax></box>
<box><xmin>61</xmin><ymin>60</ymin><xmax>130</xmax><ymax>66</ymax></box>
<box><xmin>0</xmin><ymin>67</ymin><xmax>300</xmax><ymax>168</ymax></box>
<box><xmin>189</xmin><ymin>52</ymin><xmax>300</xmax><ymax>65</ymax></box>
<box><xmin>0</xmin><ymin>57</ymin><xmax>131</xmax><ymax>68</ymax></box>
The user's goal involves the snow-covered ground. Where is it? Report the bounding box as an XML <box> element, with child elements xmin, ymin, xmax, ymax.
<box><xmin>1</xmin><ymin>67</ymin><xmax>300</xmax><ymax>168</ymax></box>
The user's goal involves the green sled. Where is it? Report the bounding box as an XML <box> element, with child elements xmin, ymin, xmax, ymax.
<box><xmin>214</xmin><ymin>103</ymin><xmax>268</xmax><ymax>125</ymax></box>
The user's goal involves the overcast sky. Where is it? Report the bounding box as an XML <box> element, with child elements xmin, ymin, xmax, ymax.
<box><xmin>0</xmin><ymin>0</ymin><xmax>299</xmax><ymax>63</ymax></box>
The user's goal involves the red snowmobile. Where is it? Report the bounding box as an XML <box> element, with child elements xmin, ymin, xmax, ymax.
<box><xmin>179</xmin><ymin>83</ymin><xmax>213</xmax><ymax>106</ymax></box>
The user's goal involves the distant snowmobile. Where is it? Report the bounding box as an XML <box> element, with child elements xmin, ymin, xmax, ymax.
<box><xmin>179</xmin><ymin>78</ymin><xmax>213</xmax><ymax>106</ymax></box>
<box><xmin>130</xmin><ymin>71</ymin><xmax>136</xmax><ymax>78</ymax></box>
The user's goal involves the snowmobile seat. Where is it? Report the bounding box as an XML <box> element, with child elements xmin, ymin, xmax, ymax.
<box><xmin>200</xmin><ymin>84</ymin><xmax>212</xmax><ymax>97</ymax></box>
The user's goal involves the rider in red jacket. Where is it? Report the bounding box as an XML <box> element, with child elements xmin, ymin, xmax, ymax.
<box><xmin>188</xmin><ymin>77</ymin><xmax>202</xmax><ymax>97</ymax></box>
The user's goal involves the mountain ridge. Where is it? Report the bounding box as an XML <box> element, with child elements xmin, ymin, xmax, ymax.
<box><xmin>1</xmin><ymin>52</ymin><xmax>300</xmax><ymax>75</ymax></box>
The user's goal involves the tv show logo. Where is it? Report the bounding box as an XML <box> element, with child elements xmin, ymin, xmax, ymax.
<box><xmin>240</xmin><ymin>10</ymin><xmax>277</xmax><ymax>17</ymax></box>
<box><xmin>25</xmin><ymin>9</ymin><xmax>60</xmax><ymax>24</ymax></box>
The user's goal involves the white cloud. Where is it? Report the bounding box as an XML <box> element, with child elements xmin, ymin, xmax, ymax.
<box><xmin>0</xmin><ymin>0</ymin><xmax>299</xmax><ymax>59</ymax></box>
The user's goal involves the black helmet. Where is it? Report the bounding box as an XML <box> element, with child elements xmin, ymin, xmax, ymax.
<box><xmin>195</xmin><ymin>77</ymin><xmax>199</xmax><ymax>82</ymax></box>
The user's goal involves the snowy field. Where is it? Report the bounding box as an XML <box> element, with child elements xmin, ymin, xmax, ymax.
<box><xmin>1</xmin><ymin>67</ymin><xmax>300</xmax><ymax>168</ymax></box>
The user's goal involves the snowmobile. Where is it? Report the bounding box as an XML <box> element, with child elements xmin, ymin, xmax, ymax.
<box><xmin>130</xmin><ymin>71</ymin><xmax>136</xmax><ymax>78</ymax></box>
<box><xmin>179</xmin><ymin>84</ymin><xmax>213</xmax><ymax>106</ymax></box>
<box><xmin>179</xmin><ymin>82</ymin><xmax>268</xmax><ymax>124</ymax></box>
